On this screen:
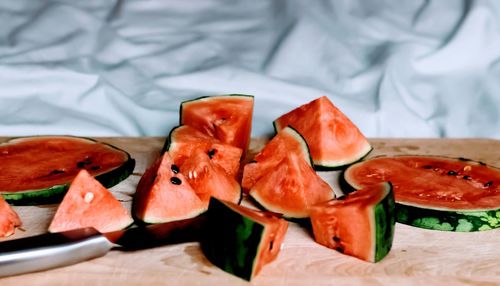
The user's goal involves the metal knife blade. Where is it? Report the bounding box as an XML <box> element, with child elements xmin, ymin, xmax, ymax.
<box><xmin>0</xmin><ymin>215</ymin><xmax>205</xmax><ymax>278</ymax></box>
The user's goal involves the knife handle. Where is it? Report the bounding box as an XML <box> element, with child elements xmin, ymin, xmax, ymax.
<box><xmin>0</xmin><ymin>227</ymin><xmax>113</xmax><ymax>277</ymax></box>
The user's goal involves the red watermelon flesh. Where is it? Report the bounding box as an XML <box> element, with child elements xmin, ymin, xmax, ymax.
<box><xmin>249</xmin><ymin>153</ymin><xmax>335</xmax><ymax>219</ymax></box>
<box><xmin>0</xmin><ymin>136</ymin><xmax>133</xmax><ymax>193</ymax></box>
<box><xmin>0</xmin><ymin>196</ymin><xmax>21</xmax><ymax>237</ymax></box>
<box><xmin>274</xmin><ymin>96</ymin><xmax>372</xmax><ymax>169</ymax></box>
<box><xmin>344</xmin><ymin>156</ymin><xmax>500</xmax><ymax>210</ymax></box>
<box><xmin>180</xmin><ymin>95</ymin><xmax>254</xmax><ymax>152</ymax></box>
<box><xmin>133</xmin><ymin>152</ymin><xmax>206</xmax><ymax>224</ymax></box>
<box><xmin>242</xmin><ymin>126</ymin><xmax>311</xmax><ymax>192</ymax></box>
<box><xmin>310</xmin><ymin>182</ymin><xmax>395</xmax><ymax>262</ymax></box>
<box><xmin>167</xmin><ymin>125</ymin><xmax>242</xmax><ymax>178</ymax></box>
<box><xmin>48</xmin><ymin>169</ymin><xmax>133</xmax><ymax>233</ymax></box>
<box><xmin>180</xmin><ymin>149</ymin><xmax>241</xmax><ymax>205</ymax></box>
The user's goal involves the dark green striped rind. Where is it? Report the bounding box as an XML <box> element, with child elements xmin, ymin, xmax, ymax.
<box><xmin>1</xmin><ymin>136</ymin><xmax>135</xmax><ymax>205</ymax></box>
<box><xmin>396</xmin><ymin>203</ymin><xmax>500</xmax><ymax>232</ymax></box>
<box><xmin>374</xmin><ymin>183</ymin><xmax>396</xmax><ymax>262</ymax></box>
<box><xmin>201</xmin><ymin>198</ymin><xmax>265</xmax><ymax>281</ymax></box>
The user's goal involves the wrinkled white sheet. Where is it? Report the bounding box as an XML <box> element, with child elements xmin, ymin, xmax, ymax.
<box><xmin>0</xmin><ymin>0</ymin><xmax>499</xmax><ymax>138</ymax></box>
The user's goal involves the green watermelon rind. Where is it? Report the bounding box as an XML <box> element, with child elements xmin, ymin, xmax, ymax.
<box><xmin>396</xmin><ymin>203</ymin><xmax>500</xmax><ymax>232</ymax></box>
<box><xmin>373</xmin><ymin>182</ymin><xmax>396</xmax><ymax>262</ymax></box>
<box><xmin>0</xmin><ymin>136</ymin><xmax>135</xmax><ymax>205</ymax></box>
<box><xmin>343</xmin><ymin>155</ymin><xmax>500</xmax><ymax>232</ymax></box>
<box><xmin>280</xmin><ymin>125</ymin><xmax>313</xmax><ymax>167</ymax></box>
<box><xmin>200</xmin><ymin>198</ymin><xmax>266</xmax><ymax>281</ymax></box>
<box><xmin>179</xmin><ymin>94</ymin><xmax>255</xmax><ymax>125</ymax></box>
<box><xmin>161</xmin><ymin>125</ymin><xmax>181</xmax><ymax>154</ymax></box>
<box><xmin>272</xmin><ymin>121</ymin><xmax>373</xmax><ymax>171</ymax></box>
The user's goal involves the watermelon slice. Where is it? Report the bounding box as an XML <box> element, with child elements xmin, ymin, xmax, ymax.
<box><xmin>49</xmin><ymin>169</ymin><xmax>133</xmax><ymax>233</ymax></box>
<box><xmin>249</xmin><ymin>152</ymin><xmax>335</xmax><ymax>219</ymax></box>
<box><xmin>201</xmin><ymin>198</ymin><xmax>288</xmax><ymax>281</ymax></box>
<box><xmin>0</xmin><ymin>196</ymin><xmax>22</xmax><ymax>237</ymax></box>
<box><xmin>242</xmin><ymin>126</ymin><xmax>311</xmax><ymax>192</ymax></box>
<box><xmin>163</xmin><ymin>125</ymin><xmax>242</xmax><ymax>178</ymax></box>
<box><xmin>180</xmin><ymin>149</ymin><xmax>241</xmax><ymax>205</ymax></box>
<box><xmin>0</xmin><ymin>136</ymin><xmax>135</xmax><ymax>205</ymax></box>
<box><xmin>180</xmin><ymin>94</ymin><xmax>254</xmax><ymax>152</ymax></box>
<box><xmin>133</xmin><ymin>152</ymin><xmax>206</xmax><ymax>224</ymax></box>
<box><xmin>273</xmin><ymin>96</ymin><xmax>372</xmax><ymax>170</ymax></box>
<box><xmin>343</xmin><ymin>155</ymin><xmax>500</xmax><ymax>231</ymax></box>
<box><xmin>310</xmin><ymin>182</ymin><xmax>395</xmax><ymax>263</ymax></box>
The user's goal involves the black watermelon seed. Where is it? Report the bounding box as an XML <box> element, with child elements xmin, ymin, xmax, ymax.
<box><xmin>49</xmin><ymin>169</ymin><xmax>65</xmax><ymax>175</ymax></box>
<box><xmin>463</xmin><ymin>175</ymin><xmax>471</xmax><ymax>180</ymax></box>
<box><xmin>171</xmin><ymin>164</ymin><xmax>180</xmax><ymax>174</ymax></box>
<box><xmin>90</xmin><ymin>165</ymin><xmax>101</xmax><ymax>171</ymax></box>
<box><xmin>170</xmin><ymin>177</ymin><xmax>182</xmax><ymax>185</ymax></box>
<box><xmin>423</xmin><ymin>165</ymin><xmax>433</xmax><ymax>169</ymax></box>
<box><xmin>207</xmin><ymin>149</ymin><xmax>216</xmax><ymax>159</ymax></box>
<box><xmin>336</xmin><ymin>246</ymin><xmax>345</xmax><ymax>253</ymax></box>
<box><xmin>447</xmin><ymin>171</ymin><xmax>458</xmax><ymax>176</ymax></box>
<box><xmin>76</xmin><ymin>161</ymin><xmax>85</xmax><ymax>168</ymax></box>
<box><xmin>269</xmin><ymin>240</ymin><xmax>274</xmax><ymax>250</ymax></box>
<box><xmin>484</xmin><ymin>181</ymin><xmax>493</xmax><ymax>187</ymax></box>
<box><xmin>333</xmin><ymin>236</ymin><xmax>341</xmax><ymax>242</ymax></box>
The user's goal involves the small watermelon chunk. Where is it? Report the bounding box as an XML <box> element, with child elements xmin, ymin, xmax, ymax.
<box><xmin>48</xmin><ymin>169</ymin><xmax>133</xmax><ymax>233</ymax></box>
<box><xmin>133</xmin><ymin>152</ymin><xmax>206</xmax><ymax>224</ymax></box>
<box><xmin>310</xmin><ymin>182</ymin><xmax>395</xmax><ymax>263</ymax></box>
<box><xmin>0</xmin><ymin>196</ymin><xmax>21</xmax><ymax>237</ymax></box>
<box><xmin>273</xmin><ymin>96</ymin><xmax>372</xmax><ymax>170</ymax></box>
<box><xmin>242</xmin><ymin>126</ymin><xmax>311</xmax><ymax>192</ymax></box>
<box><xmin>249</xmin><ymin>152</ymin><xmax>334</xmax><ymax>219</ymax></box>
<box><xmin>201</xmin><ymin>198</ymin><xmax>288</xmax><ymax>281</ymax></box>
<box><xmin>180</xmin><ymin>149</ymin><xmax>241</xmax><ymax>205</ymax></box>
<box><xmin>164</xmin><ymin>125</ymin><xmax>242</xmax><ymax>178</ymax></box>
<box><xmin>343</xmin><ymin>155</ymin><xmax>500</xmax><ymax>231</ymax></box>
<box><xmin>180</xmin><ymin>94</ymin><xmax>254</xmax><ymax>152</ymax></box>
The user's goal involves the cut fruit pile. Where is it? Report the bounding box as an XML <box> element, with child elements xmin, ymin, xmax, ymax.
<box><xmin>2</xmin><ymin>94</ymin><xmax>497</xmax><ymax>281</ymax></box>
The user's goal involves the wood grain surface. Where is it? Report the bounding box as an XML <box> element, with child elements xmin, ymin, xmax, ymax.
<box><xmin>1</xmin><ymin>137</ymin><xmax>499</xmax><ymax>286</ymax></box>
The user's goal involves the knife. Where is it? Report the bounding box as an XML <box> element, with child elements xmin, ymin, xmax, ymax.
<box><xmin>0</xmin><ymin>215</ymin><xmax>205</xmax><ymax>278</ymax></box>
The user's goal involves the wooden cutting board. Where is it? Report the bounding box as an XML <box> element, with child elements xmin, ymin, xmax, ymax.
<box><xmin>1</xmin><ymin>137</ymin><xmax>499</xmax><ymax>286</ymax></box>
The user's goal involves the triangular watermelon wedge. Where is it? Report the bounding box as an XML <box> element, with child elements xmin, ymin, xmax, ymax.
<box><xmin>180</xmin><ymin>94</ymin><xmax>254</xmax><ymax>152</ymax></box>
<box><xmin>249</xmin><ymin>152</ymin><xmax>335</xmax><ymax>219</ymax></box>
<box><xmin>133</xmin><ymin>152</ymin><xmax>206</xmax><ymax>224</ymax></box>
<box><xmin>164</xmin><ymin>125</ymin><xmax>242</xmax><ymax>178</ymax></box>
<box><xmin>48</xmin><ymin>169</ymin><xmax>133</xmax><ymax>233</ymax></box>
<box><xmin>274</xmin><ymin>96</ymin><xmax>372</xmax><ymax>170</ymax></box>
<box><xmin>242</xmin><ymin>126</ymin><xmax>311</xmax><ymax>192</ymax></box>
<box><xmin>180</xmin><ymin>149</ymin><xmax>241</xmax><ymax>205</ymax></box>
<box><xmin>0</xmin><ymin>196</ymin><xmax>21</xmax><ymax>237</ymax></box>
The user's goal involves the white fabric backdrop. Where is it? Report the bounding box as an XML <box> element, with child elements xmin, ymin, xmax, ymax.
<box><xmin>0</xmin><ymin>0</ymin><xmax>499</xmax><ymax>138</ymax></box>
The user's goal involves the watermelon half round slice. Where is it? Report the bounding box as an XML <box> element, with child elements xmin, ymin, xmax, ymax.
<box><xmin>343</xmin><ymin>155</ymin><xmax>500</xmax><ymax>232</ymax></box>
<box><xmin>0</xmin><ymin>136</ymin><xmax>135</xmax><ymax>205</ymax></box>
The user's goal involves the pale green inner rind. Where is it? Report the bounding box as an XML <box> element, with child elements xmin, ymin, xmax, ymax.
<box><xmin>313</xmin><ymin>144</ymin><xmax>373</xmax><ymax>171</ymax></box>
<box><xmin>396</xmin><ymin>203</ymin><xmax>500</xmax><ymax>232</ymax></box>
